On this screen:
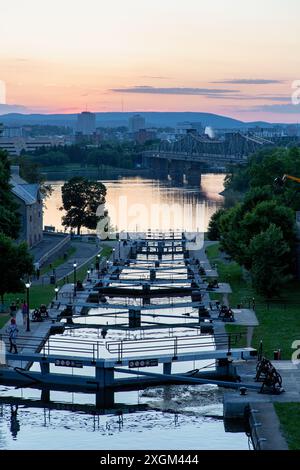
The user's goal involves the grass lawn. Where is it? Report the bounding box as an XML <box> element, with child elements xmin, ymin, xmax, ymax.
<box><xmin>41</xmin><ymin>246</ymin><xmax>76</xmax><ymax>275</ymax></box>
<box><xmin>74</xmin><ymin>246</ymin><xmax>112</xmax><ymax>282</ymax></box>
<box><xmin>206</xmin><ymin>243</ymin><xmax>300</xmax><ymax>359</ymax></box>
<box><xmin>0</xmin><ymin>314</ymin><xmax>9</xmax><ymax>328</ymax></box>
<box><xmin>1</xmin><ymin>246</ymin><xmax>112</xmax><ymax>312</ymax></box>
<box><xmin>274</xmin><ymin>403</ymin><xmax>300</xmax><ymax>450</ymax></box>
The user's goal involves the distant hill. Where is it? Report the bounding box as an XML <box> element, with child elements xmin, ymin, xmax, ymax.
<box><xmin>0</xmin><ymin>111</ymin><xmax>278</xmax><ymax>129</ymax></box>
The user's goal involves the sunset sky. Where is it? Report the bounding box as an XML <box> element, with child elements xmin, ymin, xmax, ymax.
<box><xmin>1</xmin><ymin>0</ymin><xmax>300</xmax><ymax>122</ymax></box>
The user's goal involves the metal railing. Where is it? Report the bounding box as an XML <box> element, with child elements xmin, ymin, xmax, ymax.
<box><xmin>106</xmin><ymin>332</ymin><xmax>245</xmax><ymax>363</ymax></box>
<box><xmin>0</xmin><ymin>333</ymin><xmax>102</xmax><ymax>362</ymax></box>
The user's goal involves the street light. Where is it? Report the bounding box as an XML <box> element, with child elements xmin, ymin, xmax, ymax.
<box><xmin>112</xmin><ymin>248</ymin><xmax>115</xmax><ymax>262</ymax></box>
<box><xmin>73</xmin><ymin>262</ymin><xmax>77</xmax><ymax>297</ymax></box>
<box><xmin>25</xmin><ymin>281</ymin><xmax>31</xmax><ymax>332</ymax></box>
<box><xmin>54</xmin><ymin>286</ymin><xmax>59</xmax><ymax>300</ymax></box>
<box><xmin>87</xmin><ymin>269</ymin><xmax>91</xmax><ymax>280</ymax></box>
<box><xmin>96</xmin><ymin>253</ymin><xmax>101</xmax><ymax>275</ymax></box>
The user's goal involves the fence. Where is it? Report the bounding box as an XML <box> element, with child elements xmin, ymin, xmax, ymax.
<box><xmin>106</xmin><ymin>331</ymin><xmax>246</xmax><ymax>363</ymax></box>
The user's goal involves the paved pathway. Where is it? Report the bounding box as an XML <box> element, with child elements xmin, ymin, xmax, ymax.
<box><xmin>32</xmin><ymin>240</ymin><xmax>103</xmax><ymax>285</ymax></box>
<box><xmin>29</xmin><ymin>233</ymin><xmax>67</xmax><ymax>262</ymax></box>
<box><xmin>0</xmin><ymin>310</ymin><xmax>54</xmax><ymax>369</ymax></box>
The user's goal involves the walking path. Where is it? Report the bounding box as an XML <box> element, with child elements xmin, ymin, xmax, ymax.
<box><xmin>0</xmin><ymin>310</ymin><xmax>54</xmax><ymax>369</ymax></box>
<box><xmin>32</xmin><ymin>240</ymin><xmax>102</xmax><ymax>285</ymax></box>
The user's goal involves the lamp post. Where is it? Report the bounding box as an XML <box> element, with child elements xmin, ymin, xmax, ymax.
<box><xmin>112</xmin><ymin>248</ymin><xmax>115</xmax><ymax>262</ymax></box>
<box><xmin>73</xmin><ymin>262</ymin><xmax>77</xmax><ymax>297</ymax></box>
<box><xmin>25</xmin><ymin>281</ymin><xmax>31</xmax><ymax>332</ymax></box>
<box><xmin>87</xmin><ymin>269</ymin><xmax>91</xmax><ymax>281</ymax></box>
<box><xmin>54</xmin><ymin>286</ymin><xmax>59</xmax><ymax>301</ymax></box>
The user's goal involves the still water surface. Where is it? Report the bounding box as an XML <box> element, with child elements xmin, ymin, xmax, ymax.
<box><xmin>44</xmin><ymin>175</ymin><xmax>225</xmax><ymax>233</ymax></box>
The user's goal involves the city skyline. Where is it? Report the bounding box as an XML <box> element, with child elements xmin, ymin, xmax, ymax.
<box><xmin>1</xmin><ymin>0</ymin><xmax>300</xmax><ymax>122</ymax></box>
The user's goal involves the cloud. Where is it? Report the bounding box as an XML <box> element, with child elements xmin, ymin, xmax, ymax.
<box><xmin>0</xmin><ymin>103</ymin><xmax>29</xmax><ymax>114</ymax></box>
<box><xmin>111</xmin><ymin>86</ymin><xmax>239</xmax><ymax>95</ymax></box>
<box><xmin>241</xmin><ymin>104</ymin><xmax>300</xmax><ymax>114</ymax></box>
<box><xmin>140</xmin><ymin>76</ymin><xmax>170</xmax><ymax>80</ymax></box>
<box><xmin>213</xmin><ymin>79</ymin><xmax>284</xmax><ymax>85</ymax></box>
<box><xmin>206</xmin><ymin>94</ymin><xmax>291</xmax><ymax>102</ymax></box>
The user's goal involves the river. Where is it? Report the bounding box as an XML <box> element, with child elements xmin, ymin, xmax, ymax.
<box><xmin>0</xmin><ymin>175</ymin><xmax>252</xmax><ymax>450</ymax></box>
<box><xmin>43</xmin><ymin>174</ymin><xmax>225</xmax><ymax>234</ymax></box>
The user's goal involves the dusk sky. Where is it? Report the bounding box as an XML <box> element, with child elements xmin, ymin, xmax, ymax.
<box><xmin>1</xmin><ymin>0</ymin><xmax>300</xmax><ymax>122</ymax></box>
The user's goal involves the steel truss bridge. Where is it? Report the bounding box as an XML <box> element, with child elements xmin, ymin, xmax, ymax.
<box><xmin>142</xmin><ymin>131</ymin><xmax>274</xmax><ymax>184</ymax></box>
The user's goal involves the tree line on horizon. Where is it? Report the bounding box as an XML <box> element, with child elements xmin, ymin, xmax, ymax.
<box><xmin>19</xmin><ymin>140</ymin><xmax>157</xmax><ymax>170</ymax></box>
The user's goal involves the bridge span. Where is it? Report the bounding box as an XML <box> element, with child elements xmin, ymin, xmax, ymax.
<box><xmin>142</xmin><ymin>131</ymin><xmax>273</xmax><ymax>185</ymax></box>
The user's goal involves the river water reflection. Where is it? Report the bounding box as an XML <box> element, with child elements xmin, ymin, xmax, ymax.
<box><xmin>44</xmin><ymin>175</ymin><xmax>225</xmax><ymax>233</ymax></box>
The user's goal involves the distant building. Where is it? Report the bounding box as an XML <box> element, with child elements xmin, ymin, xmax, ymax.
<box><xmin>128</xmin><ymin>114</ymin><xmax>146</xmax><ymax>133</ymax></box>
<box><xmin>2</xmin><ymin>126</ymin><xmax>23</xmax><ymax>138</ymax></box>
<box><xmin>286</xmin><ymin>124</ymin><xmax>299</xmax><ymax>137</ymax></box>
<box><xmin>175</xmin><ymin>122</ymin><xmax>194</xmax><ymax>135</ymax></box>
<box><xmin>133</xmin><ymin>128</ymin><xmax>157</xmax><ymax>144</ymax></box>
<box><xmin>191</xmin><ymin>122</ymin><xmax>204</xmax><ymax>135</ymax></box>
<box><xmin>10</xmin><ymin>166</ymin><xmax>43</xmax><ymax>248</ymax></box>
<box><xmin>252</xmin><ymin>126</ymin><xmax>286</xmax><ymax>138</ymax></box>
<box><xmin>75</xmin><ymin>129</ymin><xmax>103</xmax><ymax>146</ymax></box>
<box><xmin>0</xmin><ymin>136</ymin><xmax>67</xmax><ymax>156</ymax></box>
<box><xmin>77</xmin><ymin>111</ymin><xmax>96</xmax><ymax>135</ymax></box>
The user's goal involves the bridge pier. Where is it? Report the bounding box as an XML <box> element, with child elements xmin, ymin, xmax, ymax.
<box><xmin>163</xmin><ymin>362</ymin><xmax>172</xmax><ymax>375</ymax></box>
<box><xmin>41</xmin><ymin>389</ymin><xmax>50</xmax><ymax>403</ymax></box>
<box><xmin>129</xmin><ymin>308</ymin><xmax>141</xmax><ymax>328</ymax></box>
<box><xmin>185</xmin><ymin>163</ymin><xmax>202</xmax><ymax>186</ymax></box>
<box><xmin>169</xmin><ymin>161</ymin><xmax>184</xmax><ymax>184</ymax></box>
<box><xmin>148</xmin><ymin>157</ymin><xmax>169</xmax><ymax>180</ymax></box>
<box><xmin>95</xmin><ymin>364</ymin><xmax>115</xmax><ymax>408</ymax></box>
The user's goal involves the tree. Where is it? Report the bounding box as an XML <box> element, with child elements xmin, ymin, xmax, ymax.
<box><xmin>207</xmin><ymin>209</ymin><xmax>226</xmax><ymax>241</ymax></box>
<box><xmin>61</xmin><ymin>177</ymin><xmax>107</xmax><ymax>234</ymax></box>
<box><xmin>219</xmin><ymin>192</ymin><xmax>296</xmax><ymax>271</ymax></box>
<box><xmin>249</xmin><ymin>224</ymin><xmax>292</xmax><ymax>297</ymax></box>
<box><xmin>0</xmin><ymin>233</ymin><xmax>34</xmax><ymax>304</ymax></box>
<box><xmin>13</xmin><ymin>156</ymin><xmax>53</xmax><ymax>201</ymax></box>
<box><xmin>0</xmin><ymin>150</ymin><xmax>21</xmax><ymax>238</ymax></box>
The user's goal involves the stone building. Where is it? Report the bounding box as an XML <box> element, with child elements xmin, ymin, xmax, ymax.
<box><xmin>10</xmin><ymin>166</ymin><xmax>43</xmax><ymax>247</ymax></box>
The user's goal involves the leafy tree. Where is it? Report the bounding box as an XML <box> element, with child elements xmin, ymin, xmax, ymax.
<box><xmin>207</xmin><ymin>209</ymin><xmax>226</xmax><ymax>241</ymax></box>
<box><xmin>0</xmin><ymin>150</ymin><xmax>21</xmax><ymax>238</ymax></box>
<box><xmin>219</xmin><ymin>189</ymin><xmax>296</xmax><ymax>271</ymax></box>
<box><xmin>61</xmin><ymin>177</ymin><xmax>106</xmax><ymax>234</ymax></box>
<box><xmin>19</xmin><ymin>156</ymin><xmax>53</xmax><ymax>200</ymax></box>
<box><xmin>249</xmin><ymin>224</ymin><xmax>292</xmax><ymax>297</ymax></box>
<box><xmin>0</xmin><ymin>233</ymin><xmax>34</xmax><ymax>304</ymax></box>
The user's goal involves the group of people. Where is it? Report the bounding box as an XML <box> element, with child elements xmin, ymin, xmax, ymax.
<box><xmin>6</xmin><ymin>299</ymin><xmax>30</xmax><ymax>355</ymax></box>
<box><xmin>9</xmin><ymin>299</ymin><xmax>29</xmax><ymax>327</ymax></box>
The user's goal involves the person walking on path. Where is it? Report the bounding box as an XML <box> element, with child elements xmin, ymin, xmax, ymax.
<box><xmin>9</xmin><ymin>301</ymin><xmax>17</xmax><ymax>318</ymax></box>
<box><xmin>21</xmin><ymin>300</ymin><xmax>28</xmax><ymax>327</ymax></box>
<box><xmin>7</xmin><ymin>318</ymin><xmax>19</xmax><ymax>354</ymax></box>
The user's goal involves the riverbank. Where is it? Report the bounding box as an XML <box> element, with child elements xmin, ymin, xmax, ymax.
<box><xmin>41</xmin><ymin>164</ymin><xmax>150</xmax><ymax>181</ymax></box>
<box><xmin>206</xmin><ymin>243</ymin><xmax>300</xmax><ymax>359</ymax></box>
